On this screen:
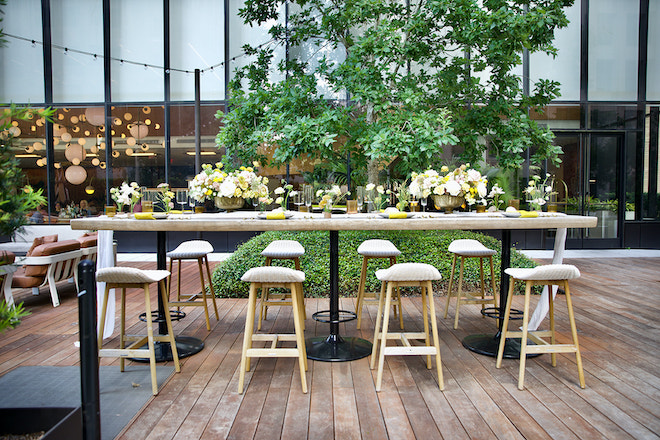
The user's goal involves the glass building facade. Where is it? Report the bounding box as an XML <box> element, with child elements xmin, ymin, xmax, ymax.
<box><xmin>1</xmin><ymin>0</ymin><xmax>659</xmax><ymax>249</ymax></box>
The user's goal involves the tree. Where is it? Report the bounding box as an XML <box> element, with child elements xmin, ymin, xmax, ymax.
<box><xmin>218</xmin><ymin>0</ymin><xmax>573</xmax><ymax>182</ymax></box>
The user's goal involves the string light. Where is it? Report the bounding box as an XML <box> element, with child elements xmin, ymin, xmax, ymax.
<box><xmin>4</xmin><ymin>32</ymin><xmax>277</xmax><ymax>74</ymax></box>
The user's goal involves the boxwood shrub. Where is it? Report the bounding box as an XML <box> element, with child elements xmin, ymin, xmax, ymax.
<box><xmin>211</xmin><ymin>230</ymin><xmax>538</xmax><ymax>298</ymax></box>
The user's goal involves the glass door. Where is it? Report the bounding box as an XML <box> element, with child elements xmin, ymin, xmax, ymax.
<box><xmin>551</xmin><ymin>132</ymin><xmax>623</xmax><ymax>248</ymax></box>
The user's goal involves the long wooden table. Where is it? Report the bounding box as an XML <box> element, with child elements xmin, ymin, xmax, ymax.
<box><xmin>72</xmin><ymin>211</ymin><xmax>597</xmax><ymax>362</ymax></box>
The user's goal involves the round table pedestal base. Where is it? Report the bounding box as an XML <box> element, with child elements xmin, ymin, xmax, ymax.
<box><xmin>462</xmin><ymin>334</ymin><xmax>541</xmax><ymax>359</ymax></box>
<box><xmin>305</xmin><ymin>335</ymin><xmax>372</xmax><ymax>362</ymax></box>
<box><xmin>132</xmin><ymin>336</ymin><xmax>204</xmax><ymax>363</ymax></box>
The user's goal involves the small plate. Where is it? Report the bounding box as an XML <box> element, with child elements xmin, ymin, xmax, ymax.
<box><xmin>257</xmin><ymin>211</ymin><xmax>294</xmax><ymax>219</ymax></box>
<box><xmin>378</xmin><ymin>212</ymin><xmax>415</xmax><ymax>219</ymax></box>
<box><xmin>503</xmin><ymin>211</ymin><xmax>521</xmax><ymax>218</ymax></box>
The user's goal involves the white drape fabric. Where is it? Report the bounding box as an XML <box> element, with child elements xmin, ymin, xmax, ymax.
<box><xmin>96</xmin><ymin>230</ymin><xmax>115</xmax><ymax>340</ymax></box>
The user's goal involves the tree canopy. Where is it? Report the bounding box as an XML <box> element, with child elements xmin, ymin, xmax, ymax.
<box><xmin>217</xmin><ymin>0</ymin><xmax>573</xmax><ymax>181</ymax></box>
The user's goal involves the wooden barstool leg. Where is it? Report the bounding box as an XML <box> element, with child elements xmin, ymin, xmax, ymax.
<box><xmin>496</xmin><ymin>280</ymin><xmax>516</xmax><ymax>368</ymax></box>
<box><xmin>390</xmin><ymin>256</ymin><xmax>404</xmax><ymax>329</ymax></box>
<box><xmin>293</xmin><ymin>258</ymin><xmax>306</xmax><ymax>320</ymax></box>
<box><xmin>549</xmin><ymin>283</ymin><xmax>556</xmax><ymax>367</ymax></box>
<box><xmin>564</xmin><ymin>280</ymin><xmax>586</xmax><ymax>388</ymax></box>
<box><xmin>119</xmin><ymin>287</ymin><xmax>127</xmax><ymax>372</ymax></box>
<box><xmin>443</xmin><ymin>254</ymin><xmax>457</xmax><ymax>318</ymax></box>
<box><xmin>197</xmin><ymin>257</ymin><xmax>211</xmax><ymax>330</ymax></box>
<box><xmin>204</xmin><ymin>256</ymin><xmax>220</xmax><ymax>319</ymax></box>
<box><xmin>375</xmin><ymin>282</ymin><xmax>394</xmax><ymax>391</ymax></box>
<box><xmin>98</xmin><ymin>285</ymin><xmax>110</xmax><ymax>349</ymax></box>
<box><xmin>239</xmin><ymin>283</ymin><xmax>259</xmax><ymax>394</ymax></box>
<box><xmin>259</xmin><ymin>258</ymin><xmax>273</xmax><ymax>330</ymax></box>
<box><xmin>370</xmin><ymin>280</ymin><xmax>387</xmax><ymax>369</ymax></box>
<box><xmin>177</xmin><ymin>259</ymin><xmax>182</xmax><ymax>302</ymax></box>
<box><xmin>426</xmin><ymin>281</ymin><xmax>444</xmax><ymax>390</ymax></box>
<box><xmin>160</xmin><ymin>279</ymin><xmax>180</xmax><ymax>372</ymax></box>
<box><xmin>143</xmin><ymin>283</ymin><xmax>159</xmax><ymax>395</ymax></box>
<box><xmin>517</xmin><ymin>281</ymin><xmax>533</xmax><ymax>390</ymax></box>
<box><xmin>454</xmin><ymin>256</ymin><xmax>466</xmax><ymax>330</ymax></box>
<box><xmin>420</xmin><ymin>283</ymin><xmax>431</xmax><ymax>368</ymax></box>
<box><xmin>290</xmin><ymin>281</ymin><xmax>308</xmax><ymax>393</ymax></box>
<box><xmin>356</xmin><ymin>256</ymin><xmax>369</xmax><ymax>330</ymax></box>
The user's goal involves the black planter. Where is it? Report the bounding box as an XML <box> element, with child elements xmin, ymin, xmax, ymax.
<box><xmin>0</xmin><ymin>407</ymin><xmax>82</xmax><ymax>440</ymax></box>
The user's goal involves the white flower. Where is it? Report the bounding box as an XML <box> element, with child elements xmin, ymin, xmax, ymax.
<box><xmin>365</xmin><ymin>183</ymin><xmax>375</xmax><ymax>191</ymax></box>
<box><xmin>219</xmin><ymin>179</ymin><xmax>237</xmax><ymax>197</ymax></box>
<box><xmin>445</xmin><ymin>180</ymin><xmax>462</xmax><ymax>196</ymax></box>
<box><xmin>477</xmin><ymin>182</ymin><xmax>488</xmax><ymax>198</ymax></box>
<box><xmin>275</xmin><ymin>187</ymin><xmax>285</xmax><ymax>195</ymax></box>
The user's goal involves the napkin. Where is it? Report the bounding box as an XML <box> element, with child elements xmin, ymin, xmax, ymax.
<box><xmin>519</xmin><ymin>210</ymin><xmax>539</xmax><ymax>218</ymax></box>
<box><xmin>133</xmin><ymin>212</ymin><xmax>155</xmax><ymax>220</ymax></box>
<box><xmin>389</xmin><ymin>212</ymin><xmax>408</xmax><ymax>219</ymax></box>
<box><xmin>266</xmin><ymin>212</ymin><xmax>286</xmax><ymax>220</ymax></box>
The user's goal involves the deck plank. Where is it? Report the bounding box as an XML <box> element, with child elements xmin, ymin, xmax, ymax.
<box><xmin>1</xmin><ymin>257</ymin><xmax>659</xmax><ymax>439</ymax></box>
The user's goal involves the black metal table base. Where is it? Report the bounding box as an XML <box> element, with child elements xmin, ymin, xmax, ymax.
<box><xmin>305</xmin><ymin>335</ymin><xmax>372</xmax><ymax>362</ymax></box>
<box><xmin>132</xmin><ymin>336</ymin><xmax>204</xmax><ymax>363</ymax></box>
<box><xmin>462</xmin><ymin>334</ymin><xmax>541</xmax><ymax>359</ymax></box>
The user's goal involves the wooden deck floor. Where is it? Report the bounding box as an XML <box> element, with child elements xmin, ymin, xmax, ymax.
<box><xmin>1</xmin><ymin>257</ymin><xmax>659</xmax><ymax>439</ymax></box>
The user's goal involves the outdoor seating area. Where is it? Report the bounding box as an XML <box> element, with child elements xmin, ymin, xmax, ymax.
<box><xmin>2</xmin><ymin>1</ymin><xmax>660</xmax><ymax>438</ymax></box>
<box><xmin>0</xmin><ymin>255</ymin><xmax>657</xmax><ymax>439</ymax></box>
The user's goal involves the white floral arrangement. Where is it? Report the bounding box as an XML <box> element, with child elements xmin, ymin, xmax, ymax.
<box><xmin>365</xmin><ymin>183</ymin><xmax>389</xmax><ymax>211</ymax></box>
<box><xmin>316</xmin><ymin>185</ymin><xmax>349</xmax><ymax>211</ymax></box>
<box><xmin>486</xmin><ymin>183</ymin><xmax>506</xmax><ymax>210</ymax></box>
<box><xmin>156</xmin><ymin>183</ymin><xmax>175</xmax><ymax>212</ymax></box>
<box><xmin>409</xmin><ymin>164</ymin><xmax>487</xmax><ymax>206</ymax></box>
<box><xmin>524</xmin><ymin>173</ymin><xmax>556</xmax><ymax>210</ymax></box>
<box><xmin>110</xmin><ymin>181</ymin><xmax>141</xmax><ymax>212</ymax></box>
<box><xmin>273</xmin><ymin>180</ymin><xmax>295</xmax><ymax>211</ymax></box>
<box><xmin>189</xmin><ymin>162</ymin><xmax>268</xmax><ymax>203</ymax></box>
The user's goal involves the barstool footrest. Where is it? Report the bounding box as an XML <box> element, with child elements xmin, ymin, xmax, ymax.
<box><xmin>312</xmin><ymin>309</ymin><xmax>357</xmax><ymax>324</ymax></box>
<box><xmin>139</xmin><ymin>310</ymin><xmax>186</xmax><ymax>323</ymax></box>
<box><xmin>481</xmin><ymin>307</ymin><xmax>523</xmax><ymax>320</ymax></box>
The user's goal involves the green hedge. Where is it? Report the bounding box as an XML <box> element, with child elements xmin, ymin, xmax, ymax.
<box><xmin>211</xmin><ymin>230</ymin><xmax>538</xmax><ymax>298</ymax></box>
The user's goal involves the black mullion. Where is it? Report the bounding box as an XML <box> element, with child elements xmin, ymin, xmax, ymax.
<box><xmin>103</xmin><ymin>0</ymin><xmax>112</xmax><ymax>203</ymax></box>
<box><xmin>636</xmin><ymin>0</ymin><xmax>649</xmax><ymax>222</ymax></box>
<box><xmin>41</xmin><ymin>0</ymin><xmax>55</xmax><ymax>218</ymax></box>
<box><xmin>649</xmin><ymin>108</ymin><xmax>659</xmax><ymax>218</ymax></box>
<box><xmin>164</xmin><ymin>0</ymin><xmax>171</xmax><ymax>183</ymax></box>
<box><xmin>580</xmin><ymin>0</ymin><xmax>588</xmax><ymax>129</ymax></box>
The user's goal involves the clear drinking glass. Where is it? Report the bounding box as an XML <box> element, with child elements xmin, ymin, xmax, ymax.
<box><xmin>304</xmin><ymin>185</ymin><xmax>313</xmax><ymax>211</ymax></box>
<box><xmin>356</xmin><ymin>186</ymin><xmax>365</xmax><ymax>213</ymax></box>
<box><xmin>420</xmin><ymin>196</ymin><xmax>427</xmax><ymax>212</ymax></box>
<box><xmin>176</xmin><ymin>189</ymin><xmax>189</xmax><ymax>211</ymax></box>
<box><xmin>294</xmin><ymin>190</ymin><xmax>304</xmax><ymax>211</ymax></box>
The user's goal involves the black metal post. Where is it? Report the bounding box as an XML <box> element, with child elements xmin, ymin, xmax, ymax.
<box><xmin>328</xmin><ymin>230</ymin><xmax>340</xmax><ymax>342</ymax></box>
<box><xmin>77</xmin><ymin>260</ymin><xmax>101</xmax><ymax>440</ymax></box>
<box><xmin>305</xmin><ymin>230</ymin><xmax>372</xmax><ymax>361</ymax></box>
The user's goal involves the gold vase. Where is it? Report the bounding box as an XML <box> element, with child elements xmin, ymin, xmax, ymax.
<box><xmin>214</xmin><ymin>196</ymin><xmax>244</xmax><ymax>212</ymax></box>
<box><xmin>431</xmin><ymin>194</ymin><xmax>465</xmax><ymax>213</ymax></box>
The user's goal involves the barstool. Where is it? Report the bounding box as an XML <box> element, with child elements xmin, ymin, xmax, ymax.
<box><xmin>258</xmin><ymin>240</ymin><xmax>306</xmax><ymax>330</ymax></box>
<box><xmin>97</xmin><ymin>267</ymin><xmax>181</xmax><ymax>395</ymax></box>
<box><xmin>443</xmin><ymin>239</ymin><xmax>497</xmax><ymax>329</ymax></box>
<box><xmin>496</xmin><ymin>264</ymin><xmax>585</xmax><ymax>390</ymax></box>
<box><xmin>370</xmin><ymin>263</ymin><xmax>444</xmax><ymax>391</ymax></box>
<box><xmin>238</xmin><ymin>266</ymin><xmax>308</xmax><ymax>394</ymax></box>
<box><xmin>167</xmin><ymin>240</ymin><xmax>219</xmax><ymax>331</ymax></box>
<box><xmin>355</xmin><ymin>239</ymin><xmax>403</xmax><ymax>330</ymax></box>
